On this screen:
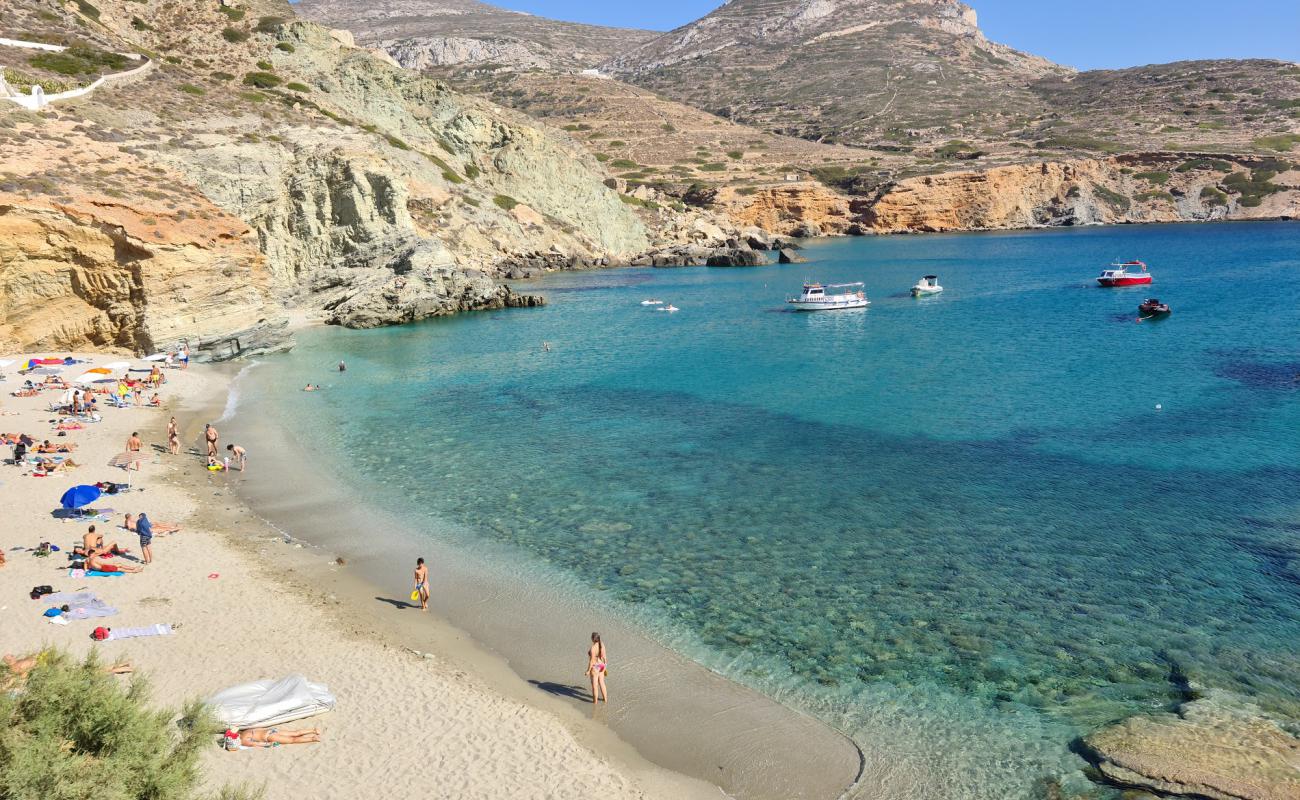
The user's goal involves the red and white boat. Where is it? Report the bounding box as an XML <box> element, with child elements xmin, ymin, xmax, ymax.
<box><xmin>1097</xmin><ymin>260</ymin><xmax>1152</xmax><ymax>287</ymax></box>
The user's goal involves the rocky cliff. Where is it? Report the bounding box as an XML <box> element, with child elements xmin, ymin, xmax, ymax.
<box><xmin>0</xmin><ymin>0</ymin><xmax>653</xmax><ymax>356</ymax></box>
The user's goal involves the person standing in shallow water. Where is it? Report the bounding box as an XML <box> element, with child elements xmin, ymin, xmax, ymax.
<box><xmin>413</xmin><ymin>557</ymin><xmax>429</xmax><ymax>611</ymax></box>
<box><xmin>204</xmin><ymin>423</ymin><xmax>218</xmax><ymax>458</ymax></box>
<box><xmin>585</xmin><ymin>632</ymin><xmax>608</xmax><ymax>705</ymax></box>
<box><xmin>167</xmin><ymin>417</ymin><xmax>179</xmax><ymax>455</ymax></box>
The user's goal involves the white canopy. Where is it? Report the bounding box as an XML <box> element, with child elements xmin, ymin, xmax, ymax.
<box><xmin>0</xmin><ymin>359</ymin><xmax>15</xmax><ymax>369</ymax></box>
<box><xmin>71</xmin><ymin>372</ymin><xmax>103</xmax><ymax>384</ymax></box>
<box><xmin>206</xmin><ymin>675</ymin><xmax>336</xmax><ymax>729</ymax></box>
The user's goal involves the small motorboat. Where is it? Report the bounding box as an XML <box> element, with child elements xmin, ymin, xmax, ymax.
<box><xmin>657</xmin><ymin>305</ymin><xmax>679</xmax><ymax>313</ymax></box>
<box><xmin>640</xmin><ymin>299</ymin><xmax>664</xmax><ymax>306</ymax></box>
<box><xmin>1097</xmin><ymin>260</ymin><xmax>1152</xmax><ymax>287</ymax></box>
<box><xmin>911</xmin><ymin>275</ymin><xmax>943</xmax><ymax>296</ymax></box>
<box><xmin>1138</xmin><ymin>298</ymin><xmax>1170</xmax><ymax>318</ymax></box>
<box><xmin>786</xmin><ymin>282</ymin><xmax>869</xmax><ymax>311</ymax></box>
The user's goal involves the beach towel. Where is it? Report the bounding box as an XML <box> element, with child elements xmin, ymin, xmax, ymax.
<box><xmin>68</xmin><ymin>568</ymin><xmax>124</xmax><ymax>578</ymax></box>
<box><xmin>106</xmin><ymin>623</ymin><xmax>173</xmax><ymax>641</ymax></box>
<box><xmin>42</xmin><ymin>591</ymin><xmax>96</xmax><ymax>605</ymax></box>
<box><xmin>66</xmin><ymin>600</ymin><xmax>118</xmax><ymax>620</ymax></box>
<box><xmin>207</xmin><ymin>675</ymin><xmax>336</xmax><ymax>729</ymax></box>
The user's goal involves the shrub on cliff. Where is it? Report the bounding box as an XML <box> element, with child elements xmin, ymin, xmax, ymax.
<box><xmin>28</xmin><ymin>46</ymin><xmax>128</xmax><ymax>76</ymax></box>
<box><xmin>242</xmin><ymin>71</ymin><xmax>281</xmax><ymax>89</ymax></box>
<box><xmin>493</xmin><ymin>194</ymin><xmax>519</xmax><ymax>211</ymax></box>
<box><xmin>0</xmin><ymin>650</ymin><xmax>259</xmax><ymax>800</ymax></box>
<box><xmin>221</xmin><ymin>27</ymin><xmax>249</xmax><ymax>44</ymax></box>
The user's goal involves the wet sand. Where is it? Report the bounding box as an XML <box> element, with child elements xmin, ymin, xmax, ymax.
<box><xmin>216</xmin><ymin>363</ymin><xmax>865</xmax><ymax>799</ymax></box>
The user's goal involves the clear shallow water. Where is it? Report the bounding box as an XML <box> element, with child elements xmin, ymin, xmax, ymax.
<box><xmin>245</xmin><ymin>222</ymin><xmax>1300</xmax><ymax>798</ymax></box>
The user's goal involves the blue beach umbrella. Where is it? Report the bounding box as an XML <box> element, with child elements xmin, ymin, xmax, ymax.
<box><xmin>60</xmin><ymin>484</ymin><xmax>102</xmax><ymax>510</ymax></box>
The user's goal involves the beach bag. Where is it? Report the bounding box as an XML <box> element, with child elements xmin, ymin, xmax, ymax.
<box><xmin>29</xmin><ymin>585</ymin><xmax>53</xmax><ymax>600</ymax></box>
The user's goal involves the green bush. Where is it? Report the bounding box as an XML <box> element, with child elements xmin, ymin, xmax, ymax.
<box><xmin>382</xmin><ymin>133</ymin><xmax>409</xmax><ymax>150</ymax></box>
<box><xmin>0</xmin><ymin>650</ymin><xmax>257</xmax><ymax>800</ymax></box>
<box><xmin>239</xmin><ymin>90</ymin><xmax>266</xmax><ymax>103</ymax></box>
<box><xmin>276</xmin><ymin>42</ymin><xmax>295</xmax><ymax>53</ymax></box>
<box><xmin>1135</xmin><ymin>190</ymin><xmax>1174</xmax><ymax>202</ymax></box>
<box><xmin>221</xmin><ymin>27</ymin><xmax>249</xmax><ymax>44</ymax></box>
<box><xmin>1092</xmin><ymin>184</ymin><xmax>1131</xmax><ymax>212</ymax></box>
<box><xmin>210</xmin><ymin>71</ymin><xmax>235</xmax><ymax>81</ymax></box>
<box><xmin>699</xmin><ymin>162</ymin><xmax>727</xmax><ymax>172</ymax></box>
<box><xmin>130</xmin><ymin>16</ymin><xmax>153</xmax><ymax>31</ymax></box>
<box><xmin>285</xmin><ymin>82</ymin><xmax>310</xmax><ymax>93</ymax></box>
<box><xmin>619</xmin><ymin>194</ymin><xmax>659</xmax><ymax>210</ymax></box>
<box><xmin>727</xmin><ymin>150</ymin><xmax>743</xmax><ymax>160</ymax></box>
<box><xmin>609</xmin><ymin>158</ymin><xmax>638</xmax><ymax>169</ymax></box>
<box><xmin>1133</xmin><ymin>171</ymin><xmax>1170</xmax><ymax>185</ymax></box>
<box><xmin>242</xmin><ymin>71</ymin><xmax>281</xmax><ymax>89</ymax></box>
<box><xmin>594</xmin><ymin>153</ymin><xmax>610</xmax><ymax>162</ymax></box>
<box><xmin>178</xmin><ymin>84</ymin><xmax>205</xmax><ymax>95</ymax></box>
<box><xmin>256</xmin><ymin>60</ymin><xmax>273</xmax><ymax>71</ymax></box>
<box><xmin>422</xmin><ymin>154</ymin><xmax>462</xmax><ymax>183</ymax></box>
<box><xmin>1</xmin><ymin>67</ymin><xmax>72</xmax><ymax>94</ymax></box>
<box><xmin>493</xmin><ymin>194</ymin><xmax>519</xmax><ymax>211</ymax></box>
<box><xmin>463</xmin><ymin>163</ymin><xmax>481</xmax><ymax>179</ymax></box>
<box><xmin>1253</xmin><ymin>133</ymin><xmax>1300</xmax><ymax>152</ymax></box>
<box><xmin>218</xmin><ymin>6</ymin><xmax>245</xmax><ymax>21</ymax></box>
<box><xmin>75</xmin><ymin>0</ymin><xmax>101</xmax><ymax>20</ymax></box>
<box><xmin>1200</xmin><ymin>186</ymin><xmax>1228</xmax><ymax>205</ymax></box>
<box><xmin>254</xmin><ymin>16</ymin><xmax>286</xmax><ymax>34</ymax></box>
<box><xmin>1176</xmin><ymin>158</ymin><xmax>1231</xmax><ymax>173</ymax></box>
<box><xmin>28</xmin><ymin>46</ymin><xmax>128</xmax><ymax>76</ymax></box>
<box><xmin>607</xmin><ymin>140</ymin><xmax>626</xmax><ymax>147</ymax></box>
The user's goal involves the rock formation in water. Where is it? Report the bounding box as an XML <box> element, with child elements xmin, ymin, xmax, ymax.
<box><xmin>1080</xmin><ymin>690</ymin><xmax>1300</xmax><ymax>800</ymax></box>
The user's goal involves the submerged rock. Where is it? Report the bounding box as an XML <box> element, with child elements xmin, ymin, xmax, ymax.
<box><xmin>777</xmin><ymin>248</ymin><xmax>808</xmax><ymax>264</ymax></box>
<box><xmin>1080</xmin><ymin>689</ymin><xmax>1300</xmax><ymax>800</ymax></box>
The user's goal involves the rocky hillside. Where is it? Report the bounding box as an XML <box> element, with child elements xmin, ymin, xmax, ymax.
<box><xmin>604</xmin><ymin>0</ymin><xmax>1067</xmax><ymax>150</ymax></box>
<box><xmin>295</xmin><ymin>0</ymin><xmax>654</xmax><ymax>71</ymax></box>
<box><xmin>0</xmin><ymin>0</ymin><xmax>671</xmax><ymax>357</ymax></box>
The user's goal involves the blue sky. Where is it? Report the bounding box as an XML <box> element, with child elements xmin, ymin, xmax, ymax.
<box><xmin>483</xmin><ymin>0</ymin><xmax>1300</xmax><ymax>71</ymax></box>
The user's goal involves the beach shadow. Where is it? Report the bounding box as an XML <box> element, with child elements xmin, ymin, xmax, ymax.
<box><xmin>374</xmin><ymin>596</ymin><xmax>413</xmax><ymax>610</ymax></box>
<box><xmin>527</xmin><ymin>679</ymin><xmax>590</xmax><ymax>702</ymax></box>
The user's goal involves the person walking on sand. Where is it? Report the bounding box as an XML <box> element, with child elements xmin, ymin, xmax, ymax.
<box><xmin>413</xmin><ymin>557</ymin><xmax>429</xmax><ymax>611</ymax></box>
<box><xmin>125</xmin><ymin>431</ymin><xmax>143</xmax><ymax>471</ymax></box>
<box><xmin>204</xmin><ymin>423</ymin><xmax>219</xmax><ymax>458</ymax></box>
<box><xmin>226</xmin><ymin>443</ymin><xmax>247</xmax><ymax>471</ymax></box>
<box><xmin>585</xmin><ymin>632</ymin><xmax>608</xmax><ymax>705</ymax></box>
<box><xmin>167</xmin><ymin>417</ymin><xmax>179</xmax><ymax>455</ymax></box>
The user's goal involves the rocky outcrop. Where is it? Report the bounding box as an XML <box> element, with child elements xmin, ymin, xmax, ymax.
<box><xmin>1080</xmin><ymin>690</ymin><xmax>1300</xmax><ymax>800</ymax></box>
<box><xmin>380</xmin><ymin>36</ymin><xmax>551</xmax><ymax>70</ymax></box>
<box><xmin>777</xmin><ymin>248</ymin><xmax>807</xmax><ymax>263</ymax></box>
<box><xmin>0</xmin><ymin>199</ymin><xmax>287</xmax><ymax>358</ymax></box>
<box><xmin>723</xmin><ymin>182</ymin><xmax>858</xmax><ymax>236</ymax></box>
<box><xmin>866</xmin><ymin>155</ymin><xmax>1300</xmax><ymax>233</ymax></box>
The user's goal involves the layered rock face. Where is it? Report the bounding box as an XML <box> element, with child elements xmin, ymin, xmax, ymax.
<box><xmin>864</xmin><ymin>156</ymin><xmax>1300</xmax><ymax>232</ymax></box>
<box><xmin>0</xmin><ymin>200</ymin><xmax>285</xmax><ymax>359</ymax></box>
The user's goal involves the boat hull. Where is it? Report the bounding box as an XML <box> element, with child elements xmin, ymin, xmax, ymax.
<box><xmin>787</xmin><ymin>299</ymin><xmax>870</xmax><ymax>311</ymax></box>
<box><xmin>1097</xmin><ymin>276</ymin><xmax>1152</xmax><ymax>287</ymax></box>
<box><xmin>911</xmin><ymin>287</ymin><xmax>943</xmax><ymax>296</ymax></box>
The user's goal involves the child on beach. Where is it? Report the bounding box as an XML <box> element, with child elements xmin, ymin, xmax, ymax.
<box><xmin>226</xmin><ymin>443</ymin><xmax>247</xmax><ymax>471</ymax></box>
<box><xmin>414</xmin><ymin>557</ymin><xmax>429</xmax><ymax>611</ymax></box>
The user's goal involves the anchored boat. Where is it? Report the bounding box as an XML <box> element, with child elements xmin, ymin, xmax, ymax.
<box><xmin>1097</xmin><ymin>260</ymin><xmax>1152</xmax><ymax>287</ymax></box>
<box><xmin>911</xmin><ymin>275</ymin><xmax>943</xmax><ymax>296</ymax></box>
<box><xmin>787</xmin><ymin>282</ymin><xmax>869</xmax><ymax>311</ymax></box>
<box><xmin>1138</xmin><ymin>298</ymin><xmax>1170</xmax><ymax>318</ymax></box>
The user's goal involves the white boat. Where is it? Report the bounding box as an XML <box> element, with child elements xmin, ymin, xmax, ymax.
<box><xmin>657</xmin><ymin>305</ymin><xmax>679</xmax><ymax>313</ymax></box>
<box><xmin>911</xmin><ymin>275</ymin><xmax>943</xmax><ymax>296</ymax></box>
<box><xmin>640</xmin><ymin>299</ymin><xmax>664</xmax><ymax>306</ymax></box>
<box><xmin>786</xmin><ymin>282</ymin><xmax>869</xmax><ymax>311</ymax></box>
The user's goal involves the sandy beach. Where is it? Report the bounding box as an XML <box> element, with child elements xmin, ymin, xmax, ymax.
<box><xmin>0</xmin><ymin>354</ymin><xmax>721</xmax><ymax>800</ymax></box>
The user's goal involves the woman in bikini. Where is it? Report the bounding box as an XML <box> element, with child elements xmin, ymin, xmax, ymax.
<box><xmin>225</xmin><ymin>727</ymin><xmax>321</xmax><ymax>750</ymax></box>
<box><xmin>167</xmin><ymin>417</ymin><xmax>179</xmax><ymax>455</ymax></box>
<box><xmin>585</xmin><ymin>632</ymin><xmax>608</xmax><ymax>705</ymax></box>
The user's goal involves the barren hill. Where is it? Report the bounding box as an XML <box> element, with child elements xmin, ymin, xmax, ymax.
<box><xmin>295</xmin><ymin>0</ymin><xmax>655</xmax><ymax>70</ymax></box>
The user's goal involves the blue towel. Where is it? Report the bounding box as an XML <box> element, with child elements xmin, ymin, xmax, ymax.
<box><xmin>68</xmin><ymin>569</ymin><xmax>125</xmax><ymax>578</ymax></box>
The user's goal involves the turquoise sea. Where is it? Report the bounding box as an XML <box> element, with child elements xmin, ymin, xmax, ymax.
<box><xmin>241</xmin><ymin>222</ymin><xmax>1299</xmax><ymax>798</ymax></box>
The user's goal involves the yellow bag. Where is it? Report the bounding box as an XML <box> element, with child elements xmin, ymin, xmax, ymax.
<box><xmin>410</xmin><ymin>589</ymin><xmax>420</xmax><ymax>601</ymax></box>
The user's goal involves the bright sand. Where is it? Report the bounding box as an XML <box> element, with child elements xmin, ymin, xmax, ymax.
<box><xmin>0</xmin><ymin>355</ymin><xmax>724</xmax><ymax>799</ymax></box>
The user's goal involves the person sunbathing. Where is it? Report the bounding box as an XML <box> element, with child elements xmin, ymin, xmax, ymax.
<box><xmin>124</xmin><ymin>513</ymin><xmax>180</xmax><ymax>535</ymax></box>
<box><xmin>3</xmin><ymin>653</ymin><xmax>133</xmax><ymax>688</ymax></box>
<box><xmin>83</xmin><ymin>527</ymin><xmax>127</xmax><ymax>557</ymax></box>
<box><xmin>86</xmin><ymin>552</ymin><xmax>142</xmax><ymax>573</ymax></box>
<box><xmin>37</xmin><ymin>440</ymin><xmax>75</xmax><ymax>453</ymax></box>
<box><xmin>223</xmin><ymin>727</ymin><xmax>322</xmax><ymax>750</ymax></box>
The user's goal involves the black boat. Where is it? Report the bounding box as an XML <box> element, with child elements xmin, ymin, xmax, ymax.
<box><xmin>1138</xmin><ymin>298</ymin><xmax>1170</xmax><ymax>317</ymax></box>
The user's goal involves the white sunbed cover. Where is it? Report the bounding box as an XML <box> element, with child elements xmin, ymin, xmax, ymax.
<box><xmin>207</xmin><ymin>674</ymin><xmax>336</xmax><ymax>729</ymax></box>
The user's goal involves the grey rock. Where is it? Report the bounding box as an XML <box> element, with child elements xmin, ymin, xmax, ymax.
<box><xmin>777</xmin><ymin>248</ymin><xmax>808</xmax><ymax>264</ymax></box>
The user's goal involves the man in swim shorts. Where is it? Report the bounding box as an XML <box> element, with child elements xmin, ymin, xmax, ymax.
<box><xmin>204</xmin><ymin>424</ymin><xmax>219</xmax><ymax>458</ymax></box>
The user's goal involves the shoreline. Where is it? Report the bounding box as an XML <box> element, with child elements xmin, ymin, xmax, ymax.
<box><xmin>0</xmin><ymin>356</ymin><xmax>722</xmax><ymax>799</ymax></box>
<box><xmin>214</xmin><ymin>359</ymin><xmax>867</xmax><ymax>799</ymax></box>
